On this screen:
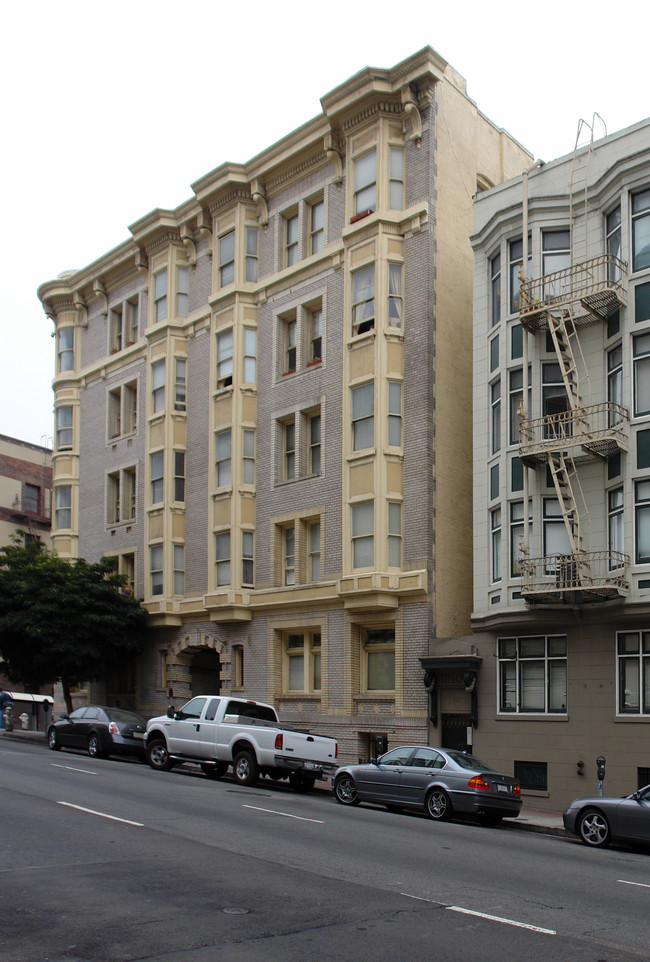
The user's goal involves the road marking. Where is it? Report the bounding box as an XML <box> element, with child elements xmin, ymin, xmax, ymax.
<box><xmin>447</xmin><ymin>906</ymin><xmax>556</xmax><ymax>935</ymax></box>
<box><xmin>57</xmin><ymin>802</ymin><xmax>143</xmax><ymax>826</ymax></box>
<box><xmin>243</xmin><ymin>804</ymin><xmax>324</xmax><ymax>823</ymax></box>
<box><xmin>618</xmin><ymin>879</ymin><xmax>650</xmax><ymax>889</ymax></box>
<box><xmin>51</xmin><ymin>763</ymin><xmax>99</xmax><ymax>775</ymax></box>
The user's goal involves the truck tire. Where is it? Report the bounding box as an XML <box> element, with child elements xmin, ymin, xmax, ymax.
<box><xmin>201</xmin><ymin>762</ymin><xmax>229</xmax><ymax>779</ymax></box>
<box><xmin>233</xmin><ymin>750</ymin><xmax>259</xmax><ymax>787</ymax></box>
<box><xmin>146</xmin><ymin>737</ymin><xmax>175</xmax><ymax>772</ymax></box>
<box><xmin>289</xmin><ymin>772</ymin><xmax>316</xmax><ymax>793</ymax></box>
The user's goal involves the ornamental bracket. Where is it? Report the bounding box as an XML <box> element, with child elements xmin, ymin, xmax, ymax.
<box><xmin>324</xmin><ymin>133</ymin><xmax>343</xmax><ymax>185</ymax></box>
<box><xmin>251</xmin><ymin>180</ymin><xmax>269</xmax><ymax>227</ymax></box>
<box><xmin>196</xmin><ymin>209</ymin><xmax>213</xmax><ymax>257</ymax></box>
<box><xmin>180</xmin><ymin>225</ymin><xmax>197</xmax><ymax>266</ymax></box>
<box><xmin>74</xmin><ymin>292</ymin><xmax>88</xmax><ymax>327</ymax></box>
<box><xmin>401</xmin><ymin>86</ymin><xmax>422</xmax><ymax>145</ymax></box>
<box><xmin>93</xmin><ymin>279</ymin><xmax>108</xmax><ymax>316</ymax></box>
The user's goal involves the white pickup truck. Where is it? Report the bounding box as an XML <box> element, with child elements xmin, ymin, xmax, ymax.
<box><xmin>144</xmin><ymin>694</ymin><xmax>338</xmax><ymax>792</ymax></box>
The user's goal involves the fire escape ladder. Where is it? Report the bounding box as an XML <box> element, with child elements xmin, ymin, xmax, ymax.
<box><xmin>548</xmin><ymin>451</ymin><xmax>589</xmax><ymax>560</ymax></box>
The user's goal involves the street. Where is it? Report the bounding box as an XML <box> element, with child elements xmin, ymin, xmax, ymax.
<box><xmin>1</xmin><ymin>737</ymin><xmax>649</xmax><ymax>961</ymax></box>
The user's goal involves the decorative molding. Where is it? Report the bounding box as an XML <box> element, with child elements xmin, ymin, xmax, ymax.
<box><xmin>92</xmin><ymin>279</ymin><xmax>108</xmax><ymax>316</ymax></box>
<box><xmin>342</xmin><ymin>99</ymin><xmax>402</xmax><ymax>133</ymax></box>
<box><xmin>145</xmin><ymin>229</ymin><xmax>181</xmax><ymax>256</ymax></box>
<box><xmin>401</xmin><ymin>86</ymin><xmax>422</xmax><ymax>145</ymax></box>
<box><xmin>73</xmin><ymin>292</ymin><xmax>88</xmax><ymax>327</ymax></box>
<box><xmin>324</xmin><ymin>133</ymin><xmax>343</xmax><ymax>185</ymax></box>
<box><xmin>264</xmin><ymin>149</ymin><xmax>327</xmax><ymax>193</ymax></box>
<box><xmin>209</xmin><ymin>187</ymin><xmax>251</xmax><ymax>215</ymax></box>
<box><xmin>196</xmin><ymin>209</ymin><xmax>213</xmax><ymax>257</ymax></box>
<box><xmin>251</xmin><ymin>179</ymin><xmax>269</xmax><ymax>227</ymax></box>
<box><xmin>180</xmin><ymin>224</ymin><xmax>197</xmax><ymax>266</ymax></box>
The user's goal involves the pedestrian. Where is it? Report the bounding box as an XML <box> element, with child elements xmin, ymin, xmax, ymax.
<box><xmin>0</xmin><ymin>687</ymin><xmax>12</xmax><ymax>731</ymax></box>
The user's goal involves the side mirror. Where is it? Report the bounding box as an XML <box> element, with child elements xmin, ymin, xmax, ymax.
<box><xmin>371</xmin><ymin>757</ymin><xmax>378</xmax><ymax>766</ymax></box>
<box><xmin>166</xmin><ymin>706</ymin><xmax>175</xmax><ymax>718</ymax></box>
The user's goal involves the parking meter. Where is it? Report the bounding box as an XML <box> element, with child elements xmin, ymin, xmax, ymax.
<box><xmin>596</xmin><ymin>755</ymin><xmax>606</xmax><ymax>796</ymax></box>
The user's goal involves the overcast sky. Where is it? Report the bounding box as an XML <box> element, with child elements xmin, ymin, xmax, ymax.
<box><xmin>2</xmin><ymin>0</ymin><xmax>648</xmax><ymax>447</ymax></box>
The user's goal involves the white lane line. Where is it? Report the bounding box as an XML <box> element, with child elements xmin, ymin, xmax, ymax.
<box><xmin>618</xmin><ymin>879</ymin><xmax>650</xmax><ymax>889</ymax></box>
<box><xmin>447</xmin><ymin>906</ymin><xmax>556</xmax><ymax>935</ymax></box>
<box><xmin>57</xmin><ymin>802</ymin><xmax>143</xmax><ymax>826</ymax></box>
<box><xmin>51</xmin><ymin>763</ymin><xmax>99</xmax><ymax>775</ymax></box>
<box><xmin>243</xmin><ymin>804</ymin><xmax>324</xmax><ymax>823</ymax></box>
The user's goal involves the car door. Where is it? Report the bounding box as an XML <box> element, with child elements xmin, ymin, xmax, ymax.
<box><xmin>615</xmin><ymin>788</ymin><xmax>650</xmax><ymax>843</ymax></box>
<box><xmin>165</xmin><ymin>697</ymin><xmax>208</xmax><ymax>755</ymax></box>
<box><xmin>57</xmin><ymin>707</ymin><xmax>88</xmax><ymax>748</ymax></box>
<box><xmin>356</xmin><ymin>747</ymin><xmax>415</xmax><ymax>802</ymax></box>
<box><xmin>398</xmin><ymin>748</ymin><xmax>446</xmax><ymax>804</ymax></box>
<box><xmin>197</xmin><ymin>697</ymin><xmax>222</xmax><ymax>758</ymax></box>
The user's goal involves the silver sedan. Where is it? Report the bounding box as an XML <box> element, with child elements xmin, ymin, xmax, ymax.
<box><xmin>333</xmin><ymin>746</ymin><xmax>521</xmax><ymax>825</ymax></box>
<box><xmin>563</xmin><ymin>785</ymin><xmax>650</xmax><ymax>848</ymax></box>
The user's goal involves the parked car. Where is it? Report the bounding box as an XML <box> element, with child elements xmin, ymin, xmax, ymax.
<box><xmin>333</xmin><ymin>746</ymin><xmax>521</xmax><ymax>825</ymax></box>
<box><xmin>47</xmin><ymin>706</ymin><xmax>146</xmax><ymax>760</ymax></box>
<box><xmin>563</xmin><ymin>785</ymin><xmax>650</xmax><ymax>848</ymax></box>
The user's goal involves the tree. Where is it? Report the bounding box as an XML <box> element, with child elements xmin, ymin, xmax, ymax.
<box><xmin>0</xmin><ymin>538</ymin><xmax>147</xmax><ymax>713</ymax></box>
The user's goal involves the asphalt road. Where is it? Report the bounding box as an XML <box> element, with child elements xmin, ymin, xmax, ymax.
<box><xmin>1</xmin><ymin>738</ymin><xmax>649</xmax><ymax>962</ymax></box>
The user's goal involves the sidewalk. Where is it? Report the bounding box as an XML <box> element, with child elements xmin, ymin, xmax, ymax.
<box><xmin>1</xmin><ymin>729</ymin><xmax>566</xmax><ymax>836</ymax></box>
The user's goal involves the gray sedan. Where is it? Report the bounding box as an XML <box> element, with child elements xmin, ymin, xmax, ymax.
<box><xmin>563</xmin><ymin>785</ymin><xmax>650</xmax><ymax>848</ymax></box>
<box><xmin>333</xmin><ymin>746</ymin><xmax>521</xmax><ymax>825</ymax></box>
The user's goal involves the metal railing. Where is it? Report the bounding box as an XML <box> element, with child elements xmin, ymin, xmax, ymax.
<box><xmin>519</xmin><ymin>401</ymin><xmax>629</xmax><ymax>462</ymax></box>
<box><xmin>519</xmin><ymin>254</ymin><xmax>627</xmax><ymax>328</ymax></box>
<box><xmin>519</xmin><ymin>550</ymin><xmax>629</xmax><ymax>602</ymax></box>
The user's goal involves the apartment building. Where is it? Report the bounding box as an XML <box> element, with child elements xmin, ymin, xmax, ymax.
<box><xmin>0</xmin><ymin>434</ymin><xmax>52</xmax><ymax>549</ymax></box>
<box><xmin>472</xmin><ymin>118</ymin><xmax>650</xmax><ymax>809</ymax></box>
<box><xmin>38</xmin><ymin>47</ymin><xmax>531</xmax><ymax>759</ymax></box>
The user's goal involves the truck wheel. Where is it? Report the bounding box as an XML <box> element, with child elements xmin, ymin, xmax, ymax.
<box><xmin>201</xmin><ymin>762</ymin><xmax>228</xmax><ymax>779</ymax></box>
<box><xmin>233</xmin><ymin>750</ymin><xmax>259</xmax><ymax>787</ymax></box>
<box><xmin>289</xmin><ymin>773</ymin><xmax>316</xmax><ymax>793</ymax></box>
<box><xmin>146</xmin><ymin>738</ymin><xmax>174</xmax><ymax>772</ymax></box>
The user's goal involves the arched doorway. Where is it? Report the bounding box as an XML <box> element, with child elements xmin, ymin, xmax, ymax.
<box><xmin>189</xmin><ymin>648</ymin><xmax>221</xmax><ymax>696</ymax></box>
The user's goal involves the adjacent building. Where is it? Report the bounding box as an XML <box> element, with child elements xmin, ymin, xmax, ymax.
<box><xmin>37</xmin><ymin>47</ymin><xmax>531</xmax><ymax>756</ymax></box>
<box><xmin>0</xmin><ymin>434</ymin><xmax>52</xmax><ymax>549</ymax></box>
<box><xmin>472</xmin><ymin>118</ymin><xmax>650</xmax><ymax>809</ymax></box>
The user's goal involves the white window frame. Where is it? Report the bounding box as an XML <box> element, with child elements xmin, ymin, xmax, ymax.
<box><xmin>498</xmin><ymin>635</ymin><xmax>567</xmax><ymax>714</ymax></box>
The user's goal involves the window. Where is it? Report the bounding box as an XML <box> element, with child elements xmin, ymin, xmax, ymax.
<box><xmin>309</xmin><ymin>521</ymin><xmax>321</xmax><ymax>581</ymax></box>
<box><xmin>542</xmin><ymin>230</ymin><xmax>571</xmax><ymax>301</ymax></box>
<box><xmin>242</xmin><ymin>531</ymin><xmax>254</xmax><ymax>586</ymax></box>
<box><xmin>173</xmin><ymin>545</ymin><xmax>184</xmax><ymax>595</ymax></box>
<box><xmin>609</xmin><ymin>487</ymin><xmax>624</xmax><ymax>564</ymax></box>
<box><xmin>388</xmin><ymin>502</ymin><xmax>401</xmax><ymax>567</ymax></box>
<box><xmin>632</xmin><ymin>189</ymin><xmax>650</xmax><ymax>273</ymax></box>
<box><xmin>284</xmin><ymin>419</ymin><xmax>295</xmax><ymax>480</ymax></box>
<box><xmin>608</xmin><ymin>344</ymin><xmax>622</xmax><ymax>427</ymax></box>
<box><xmin>498</xmin><ymin>635</ymin><xmax>567</xmax><ymax>713</ymax></box>
<box><xmin>123</xmin><ymin>382</ymin><xmax>137</xmax><ymax>434</ymax></box>
<box><xmin>510</xmin><ymin>500</ymin><xmax>531</xmax><ymax>577</ymax></box>
<box><xmin>490</xmin><ymin>463</ymin><xmax>499</xmax><ymax>501</ymax></box>
<box><xmin>284</xmin><ymin>316</ymin><xmax>297</xmax><ymax>373</ymax></box>
<box><xmin>388</xmin><ymin>264</ymin><xmax>402</xmax><ymax>328</ymax></box>
<box><xmin>354</xmin><ymin>150</ymin><xmax>376</xmax><ymax>214</ymax></box>
<box><xmin>285</xmin><ymin>212</ymin><xmax>299</xmax><ymax>266</ymax></box>
<box><xmin>246</xmin><ymin>228</ymin><xmax>258</xmax><ymax>282</ymax></box>
<box><xmin>511</xmin><ymin>456</ymin><xmax>523</xmax><ymax>492</ymax></box>
<box><xmin>285</xmin><ymin>631</ymin><xmax>321</xmax><ymax>692</ymax></box>
<box><xmin>127</xmin><ymin>298</ymin><xmax>139</xmax><ymax>344</ymax></box>
<box><xmin>58</xmin><ymin>327</ymin><xmax>74</xmax><ymax>372</ymax></box>
<box><xmin>176</xmin><ymin>267</ymin><xmax>188</xmax><ymax>317</ymax></box>
<box><xmin>310</xmin><ymin>307</ymin><xmax>322</xmax><ymax>363</ymax></box>
<box><xmin>219</xmin><ymin>231</ymin><xmax>235</xmax><ymax>286</ymax></box>
<box><xmin>215</xmin><ymin>531</ymin><xmax>231</xmax><ymax>586</ymax></box>
<box><xmin>490</xmin><ymin>253</ymin><xmax>501</xmax><ymax>327</ymax></box>
<box><xmin>150</xmin><ymin>545</ymin><xmax>163</xmax><ymax>596</ymax></box>
<box><xmin>56</xmin><ymin>406</ymin><xmax>73</xmax><ymax>449</ymax></box>
<box><xmin>152</xmin><ymin>360</ymin><xmax>165</xmax><ymax>414</ymax></box>
<box><xmin>491</xmin><ymin>379</ymin><xmax>501</xmax><ymax>454</ymax></box>
<box><xmin>607</xmin><ymin>206</ymin><xmax>622</xmax><ymax>283</ymax></box>
<box><xmin>633</xmin><ymin>333</ymin><xmax>650</xmax><ymax>416</ymax></box>
<box><xmin>511</xmin><ymin>324</ymin><xmax>523</xmax><ymax>360</ymax></box>
<box><xmin>352</xmin><ymin>501</ymin><xmax>374</xmax><ymax>568</ymax></box>
<box><xmin>309</xmin><ymin>200</ymin><xmax>324</xmax><ymax>254</ymax></box>
<box><xmin>244</xmin><ymin>328</ymin><xmax>256</xmax><ymax>383</ymax></box>
<box><xmin>108</xmin><ymin>388</ymin><xmax>122</xmax><ymax>439</ymax></box>
<box><xmin>638</xmin><ymin>429</ymin><xmax>650</xmax><ymax>468</ymax></box>
<box><xmin>352</xmin><ymin>383</ymin><xmax>374</xmax><ymax>451</ymax></box>
<box><xmin>119</xmin><ymin>552</ymin><xmax>135</xmax><ymax>596</ymax></box>
<box><xmin>284</xmin><ymin>525</ymin><xmax>295</xmax><ymax>585</ymax></box>
<box><xmin>124</xmin><ymin>466</ymin><xmax>136</xmax><ymax>520</ymax></box>
<box><xmin>217</xmin><ymin>330</ymin><xmax>233</xmax><ymax>389</ymax></box>
<box><xmin>490</xmin><ymin>335</ymin><xmax>499</xmax><ymax>372</ymax></box>
<box><xmin>24</xmin><ymin>483</ymin><xmax>40</xmax><ymax>514</ymax></box>
<box><xmin>243</xmin><ymin>428</ymin><xmax>255</xmax><ymax>484</ymax></box>
<box><xmin>364</xmin><ymin>628</ymin><xmax>395</xmax><ymax>691</ymax></box>
<box><xmin>514</xmin><ymin>760</ymin><xmax>548</xmax><ymax>792</ymax></box>
<box><xmin>389</xmin><ymin>147</ymin><xmax>404</xmax><ymax>210</ymax></box>
<box><xmin>543</xmin><ymin>498</ymin><xmax>571</xmax><ymax>561</ymax></box>
<box><xmin>542</xmin><ymin>362</ymin><xmax>569</xmax><ymax>424</ymax></box>
<box><xmin>352</xmin><ymin>265</ymin><xmax>375</xmax><ymax>335</ymax></box>
<box><xmin>151</xmin><ymin>452</ymin><xmax>164</xmax><ymax>504</ymax></box>
<box><xmin>54</xmin><ymin>485</ymin><xmax>71</xmax><ymax>529</ymax></box>
<box><xmin>107</xmin><ymin>472</ymin><xmax>121</xmax><ymax>524</ymax></box>
<box><xmin>636</xmin><ymin>282</ymin><xmax>650</xmax><ymax>323</ymax></box>
<box><xmin>154</xmin><ymin>269</ymin><xmax>167</xmax><ymax>322</ymax></box>
<box><xmin>309</xmin><ymin>412</ymin><xmax>321</xmax><ymax>475</ymax></box>
<box><xmin>110</xmin><ymin>306</ymin><xmax>123</xmax><ymax>353</ymax></box>
<box><xmin>635</xmin><ymin>480</ymin><xmax>650</xmax><ymax>564</ymax></box>
<box><xmin>234</xmin><ymin>646</ymin><xmax>244</xmax><ymax>687</ymax></box>
<box><xmin>388</xmin><ymin>382</ymin><xmax>402</xmax><ymax>447</ymax></box>
<box><xmin>174</xmin><ymin>452</ymin><xmax>185</xmax><ymax>502</ymax></box>
<box><xmin>491</xmin><ymin>508</ymin><xmax>502</xmax><ymax>582</ymax></box>
<box><xmin>174</xmin><ymin>359</ymin><xmax>187</xmax><ymax>412</ymax></box>
<box><xmin>509</xmin><ymin>236</ymin><xmax>531</xmax><ymax>314</ymax></box>
<box><xmin>216</xmin><ymin>429</ymin><xmax>232</xmax><ymax>487</ymax></box>
<box><xmin>617</xmin><ymin>631</ymin><xmax>650</xmax><ymax>714</ymax></box>
<box><xmin>509</xmin><ymin>369</ymin><xmax>530</xmax><ymax>446</ymax></box>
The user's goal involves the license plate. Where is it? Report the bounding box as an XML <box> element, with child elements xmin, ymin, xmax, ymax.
<box><xmin>496</xmin><ymin>783</ymin><xmax>508</xmax><ymax>793</ymax></box>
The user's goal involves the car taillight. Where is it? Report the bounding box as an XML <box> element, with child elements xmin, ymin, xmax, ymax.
<box><xmin>468</xmin><ymin>775</ymin><xmax>490</xmax><ymax>791</ymax></box>
<box><xmin>513</xmin><ymin>782</ymin><xmax>521</xmax><ymax>797</ymax></box>
<box><xmin>275</xmin><ymin>733</ymin><xmax>283</xmax><ymax>750</ymax></box>
<box><xmin>108</xmin><ymin>722</ymin><xmax>119</xmax><ymax>735</ymax></box>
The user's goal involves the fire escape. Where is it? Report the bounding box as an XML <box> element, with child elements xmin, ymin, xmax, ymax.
<box><xmin>517</xmin><ymin>253</ymin><xmax>629</xmax><ymax>603</ymax></box>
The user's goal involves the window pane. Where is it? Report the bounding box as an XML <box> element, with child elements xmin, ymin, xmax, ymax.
<box><xmin>367</xmin><ymin>650</ymin><xmax>395</xmax><ymax>690</ymax></box>
<box><xmin>520</xmin><ymin>661</ymin><xmax>545</xmax><ymax>711</ymax></box>
<box><xmin>548</xmin><ymin>661</ymin><xmax>567</xmax><ymax>711</ymax></box>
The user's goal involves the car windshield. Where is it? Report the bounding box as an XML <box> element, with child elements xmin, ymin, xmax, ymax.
<box><xmin>104</xmin><ymin>708</ymin><xmax>145</xmax><ymax>725</ymax></box>
<box><xmin>445</xmin><ymin>750</ymin><xmax>496</xmax><ymax>772</ymax></box>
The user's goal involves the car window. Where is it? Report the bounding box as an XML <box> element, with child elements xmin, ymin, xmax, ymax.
<box><xmin>69</xmin><ymin>708</ymin><xmax>88</xmax><ymax>720</ymax></box>
<box><xmin>225</xmin><ymin>700</ymin><xmax>277</xmax><ymax>722</ymax></box>
<box><xmin>177</xmin><ymin>697</ymin><xmax>207</xmax><ymax>720</ymax></box>
<box><xmin>409</xmin><ymin>748</ymin><xmax>445</xmax><ymax>769</ymax></box>
<box><xmin>378</xmin><ymin>748</ymin><xmax>413</xmax><ymax>766</ymax></box>
<box><xmin>105</xmin><ymin>708</ymin><xmax>146</xmax><ymax>724</ymax></box>
<box><xmin>445</xmin><ymin>750</ymin><xmax>496</xmax><ymax>771</ymax></box>
<box><xmin>205</xmin><ymin>698</ymin><xmax>221</xmax><ymax>721</ymax></box>
<box><xmin>84</xmin><ymin>707</ymin><xmax>102</xmax><ymax>719</ymax></box>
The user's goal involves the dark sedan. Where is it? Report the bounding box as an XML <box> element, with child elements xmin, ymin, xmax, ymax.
<box><xmin>563</xmin><ymin>785</ymin><xmax>650</xmax><ymax>848</ymax></box>
<box><xmin>47</xmin><ymin>706</ymin><xmax>146</xmax><ymax>760</ymax></box>
<box><xmin>333</xmin><ymin>746</ymin><xmax>521</xmax><ymax>825</ymax></box>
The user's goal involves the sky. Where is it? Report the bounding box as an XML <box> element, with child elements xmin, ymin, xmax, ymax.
<box><xmin>2</xmin><ymin>0</ymin><xmax>648</xmax><ymax>447</ymax></box>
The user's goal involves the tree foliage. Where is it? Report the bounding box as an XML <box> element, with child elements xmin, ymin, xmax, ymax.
<box><xmin>0</xmin><ymin>538</ymin><xmax>147</xmax><ymax>710</ymax></box>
